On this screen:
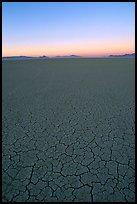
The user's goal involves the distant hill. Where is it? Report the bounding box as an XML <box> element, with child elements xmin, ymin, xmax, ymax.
<box><xmin>2</xmin><ymin>55</ymin><xmax>49</xmax><ymax>60</ymax></box>
<box><xmin>39</xmin><ymin>55</ymin><xmax>49</xmax><ymax>58</ymax></box>
<box><xmin>70</xmin><ymin>55</ymin><xmax>81</xmax><ymax>58</ymax></box>
<box><xmin>2</xmin><ymin>56</ymin><xmax>35</xmax><ymax>60</ymax></box>
<box><xmin>53</xmin><ymin>55</ymin><xmax>81</xmax><ymax>58</ymax></box>
<box><xmin>109</xmin><ymin>53</ymin><xmax>135</xmax><ymax>58</ymax></box>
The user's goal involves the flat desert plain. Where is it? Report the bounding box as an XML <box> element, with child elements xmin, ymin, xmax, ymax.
<box><xmin>2</xmin><ymin>58</ymin><xmax>135</xmax><ymax>202</ymax></box>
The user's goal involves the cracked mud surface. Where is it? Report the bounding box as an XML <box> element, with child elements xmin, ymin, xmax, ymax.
<box><xmin>2</xmin><ymin>58</ymin><xmax>135</xmax><ymax>202</ymax></box>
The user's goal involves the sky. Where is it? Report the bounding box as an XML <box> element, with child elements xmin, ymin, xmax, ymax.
<box><xmin>2</xmin><ymin>2</ymin><xmax>135</xmax><ymax>57</ymax></box>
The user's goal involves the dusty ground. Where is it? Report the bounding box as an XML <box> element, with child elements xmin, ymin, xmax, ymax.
<box><xmin>2</xmin><ymin>58</ymin><xmax>135</xmax><ymax>202</ymax></box>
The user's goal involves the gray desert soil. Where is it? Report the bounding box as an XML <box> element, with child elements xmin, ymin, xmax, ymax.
<box><xmin>2</xmin><ymin>58</ymin><xmax>135</xmax><ymax>202</ymax></box>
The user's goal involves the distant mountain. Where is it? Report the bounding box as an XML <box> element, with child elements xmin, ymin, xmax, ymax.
<box><xmin>2</xmin><ymin>56</ymin><xmax>35</xmax><ymax>60</ymax></box>
<box><xmin>53</xmin><ymin>55</ymin><xmax>81</xmax><ymax>58</ymax></box>
<box><xmin>109</xmin><ymin>53</ymin><xmax>135</xmax><ymax>58</ymax></box>
<box><xmin>70</xmin><ymin>55</ymin><xmax>81</xmax><ymax>58</ymax></box>
<box><xmin>2</xmin><ymin>55</ymin><xmax>49</xmax><ymax>60</ymax></box>
<box><xmin>39</xmin><ymin>55</ymin><xmax>49</xmax><ymax>58</ymax></box>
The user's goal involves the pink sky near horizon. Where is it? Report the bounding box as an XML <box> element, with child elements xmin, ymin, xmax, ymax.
<box><xmin>2</xmin><ymin>39</ymin><xmax>135</xmax><ymax>57</ymax></box>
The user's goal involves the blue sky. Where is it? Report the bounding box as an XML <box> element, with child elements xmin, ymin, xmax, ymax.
<box><xmin>2</xmin><ymin>2</ymin><xmax>135</xmax><ymax>57</ymax></box>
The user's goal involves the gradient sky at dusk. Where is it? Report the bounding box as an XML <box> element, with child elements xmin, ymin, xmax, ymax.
<box><xmin>2</xmin><ymin>2</ymin><xmax>135</xmax><ymax>57</ymax></box>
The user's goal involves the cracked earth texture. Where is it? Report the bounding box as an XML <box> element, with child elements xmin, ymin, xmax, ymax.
<box><xmin>2</xmin><ymin>58</ymin><xmax>135</xmax><ymax>202</ymax></box>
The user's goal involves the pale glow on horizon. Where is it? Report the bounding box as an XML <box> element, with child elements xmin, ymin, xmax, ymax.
<box><xmin>2</xmin><ymin>39</ymin><xmax>135</xmax><ymax>57</ymax></box>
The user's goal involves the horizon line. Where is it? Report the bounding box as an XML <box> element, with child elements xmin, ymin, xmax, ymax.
<box><xmin>2</xmin><ymin>52</ymin><xmax>135</xmax><ymax>58</ymax></box>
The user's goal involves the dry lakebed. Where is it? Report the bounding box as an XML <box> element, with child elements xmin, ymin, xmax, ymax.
<box><xmin>2</xmin><ymin>58</ymin><xmax>135</xmax><ymax>202</ymax></box>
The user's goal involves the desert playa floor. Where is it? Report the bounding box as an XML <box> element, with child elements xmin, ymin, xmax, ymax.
<box><xmin>2</xmin><ymin>58</ymin><xmax>135</xmax><ymax>202</ymax></box>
